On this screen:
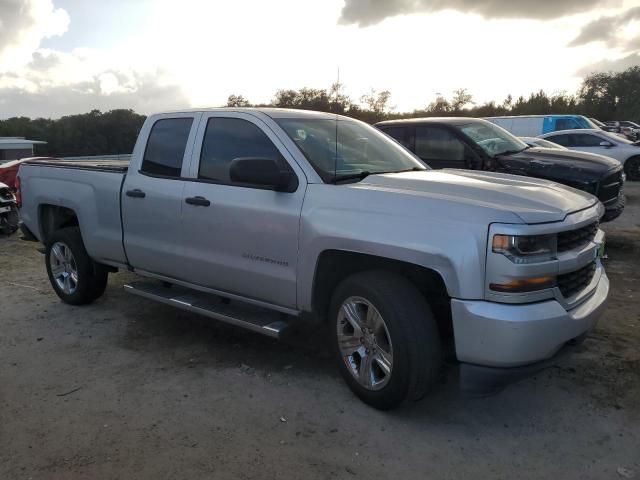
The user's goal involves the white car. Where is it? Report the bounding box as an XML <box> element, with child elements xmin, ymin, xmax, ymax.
<box><xmin>539</xmin><ymin>129</ymin><xmax>640</xmax><ymax>180</ymax></box>
<box><xmin>519</xmin><ymin>137</ymin><xmax>567</xmax><ymax>150</ymax></box>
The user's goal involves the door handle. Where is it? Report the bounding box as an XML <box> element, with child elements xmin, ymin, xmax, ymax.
<box><xmin>126</xmin><ymin>189</ymin><xmax>146</xmax><ymax>198</ymax></box>
<box><xmin>185</xmin><ymin>196</ymin><xmax>211</xmax><ymax>207</ymax></box>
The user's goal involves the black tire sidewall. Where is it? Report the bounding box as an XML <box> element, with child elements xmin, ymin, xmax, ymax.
<box><xmin>45</xmin><ymin>227</ymin><xmax>104</xmax><ymax>305</ymax></box>
<box><xmin>329</xmin><ymin>271</ymin><xmax>441</xmax><ymax>410</ymax></box>
<box><xmin>625</xmin><ymin>157</ymin><xmax>640</xmax><ymax>181</ymax></box>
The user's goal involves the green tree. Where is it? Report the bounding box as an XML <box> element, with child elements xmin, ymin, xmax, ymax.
<box><xmin>451</xmin><ymin>88</ymin><xmax>474</xmax><ymax>112</ymax></box>
<box><xmin>579</xmin><ymin>67</ymin><xmax>640</xmax><ymax>121</ymax></box>
<box><xmin>359</xmin><ymin>89</ymin><xmax>392</xmax><ymax>122</ymax></box>
<box><xmin>226</xmin><ymin>94</ymin><xmax>251</xmax><ymax>107</ymax></box>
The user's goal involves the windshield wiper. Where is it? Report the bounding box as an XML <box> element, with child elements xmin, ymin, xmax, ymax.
<box><xmin>494</xmin><ymin>147</ymin><xmax>529</xmax><ymax>157</ymax></box>
<box><xmin>332</xmin><ymin>167</ymin><xmax>425</xmax><ymax>184</ymax></box>
<box><xmin>332</xmin><ymin>171</ymin><xmax>372</xmax><ymax>184</ymax></box>
<box><xmin>389</xmin><ymin>167</ymin><xmax>425</xmax><ymax>173</ymax></box>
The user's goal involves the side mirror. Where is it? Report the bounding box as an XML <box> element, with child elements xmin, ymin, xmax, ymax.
<box><xmin>599</xmin><ymin>141</ymin><xmax>613</xmax><ymax>148</ymax></box>
<box><xmin>229</xmin><ymin>157</ymin><xmax>296</xmax><ymax>192</ymax></box>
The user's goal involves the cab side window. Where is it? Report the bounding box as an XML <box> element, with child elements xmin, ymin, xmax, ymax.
<box><xmin>571</xmin><ymin>134</ymin><xmax>606</xmax><ymax>147</ymax></box>
<box><xmin>546</xmin><ymin>134</ymin><xmax>571</xmax><ymax>147</ymax></box>
<box><xmin>556</xmin><ymin>118</ymin><xmax>579</xmax><ymax>131</ymax></box>
<box><xmin>141</xmin><ymin>118</ymin><xmax>194</xmax><ymax>177</ymax></box>
<box><xmin>415</xmin><ymin>126</ymin><xmax>465</xmax><ymax>163</ymax></box>
<box><xmin>199</xmin><ymin>118</ymin><xmax>288</xmax><ymax>186</ymax></box>
<box><xmin>381</xmin><ymin>127</ymin><xmax>411</xmax><ymax>149</ymax></box>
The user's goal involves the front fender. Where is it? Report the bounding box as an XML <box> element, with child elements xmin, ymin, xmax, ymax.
<box><xmin>296</xmin><ymin>187</ymin><xmax>491</xmax><ymax>311</ymax></box>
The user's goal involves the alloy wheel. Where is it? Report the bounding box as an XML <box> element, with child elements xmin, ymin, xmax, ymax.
<box><xmin>49</xmin><ymin>242</ymin><xmax>79</xmax><ymax>295</ymax></box>
<box><xmin>336</xmin><ymin>296</ymin><xmax>394</xmax><ymax>391</ymax></box>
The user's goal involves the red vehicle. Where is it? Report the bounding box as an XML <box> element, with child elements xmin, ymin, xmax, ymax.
<box><xmin>0</xmin><ymin>159</ymin><xmax>27</xmax><ymax>190</ymax></box>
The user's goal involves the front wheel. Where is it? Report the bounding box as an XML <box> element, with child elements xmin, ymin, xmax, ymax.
<box><xmin>45</xmin><ymin>227</ymin><xmax>108</xmax><ymax>305</ymax></box>
<box><xmin>625</xmin><ymin>156</ymin><xmax>640</xmax><ymax>181</ymax></box>
<box><xmin>329</xmin><ymin>271</ymin><xmax>442</xmax><ymax>410</ymax></box>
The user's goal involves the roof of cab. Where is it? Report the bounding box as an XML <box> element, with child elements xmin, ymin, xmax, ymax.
<box><xmin>375</xmin><ymin>117</ymin><xmax>488</xmax><ymax>127</ymax></box>
<box><xmin>539</xmin><ymin>128</ymin><xmax>602</xmax><ymax>137</ymax></box>
<box><xmin>153</xmin><ymin>107</ymin><xmax>342</xmax><ymax>121</ymax></box>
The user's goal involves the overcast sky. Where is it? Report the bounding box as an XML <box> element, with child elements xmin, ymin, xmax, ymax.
<box><xmin>0</xmin><ymin>0</ymin><xmax>639</xmax><ymax>118</ymax></box>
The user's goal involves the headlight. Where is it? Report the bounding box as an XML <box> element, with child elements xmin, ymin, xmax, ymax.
<box><xmin>492</xmin><ymin>234</ymin><xmax>557</xmax><ymax>264</ymax></box>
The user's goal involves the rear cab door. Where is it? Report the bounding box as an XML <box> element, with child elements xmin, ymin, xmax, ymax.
<box><xmin>121</xmin><ymin>112</ymin><xmax>202</xmax><ymax>279</ymax></box>
<box><xmin>179</xmin><ymin>111</ymin><xmax>307</xmax><ymax>309</ymax></box>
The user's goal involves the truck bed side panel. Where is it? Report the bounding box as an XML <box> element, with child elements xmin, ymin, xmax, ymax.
<box><xmin>20</xmin><ymin>164</ymin><xmax>127</xmax><ymax>265</ymax></box>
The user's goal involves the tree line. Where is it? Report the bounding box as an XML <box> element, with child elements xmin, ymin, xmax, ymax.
<box><xmin>1</xmin><ymin>66</ymin><xmax>638</xmax><ymax>157</ymax></box>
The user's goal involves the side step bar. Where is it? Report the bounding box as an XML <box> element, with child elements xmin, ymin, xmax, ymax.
<box><xmin>124</xmin><ymin>281</ymin><xmax>291</xmax><ymax>339</ymax></box>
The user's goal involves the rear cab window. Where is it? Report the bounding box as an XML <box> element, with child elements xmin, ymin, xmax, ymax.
<box><xmin>141</xmin><ymin>118</ymin><xmax>194</xmax><ymax>177</ymax></box>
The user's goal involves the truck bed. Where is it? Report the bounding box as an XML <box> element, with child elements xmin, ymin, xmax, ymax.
<box><xmin>23</xmin><ymin>157</ymin><xmax>129</xmax><ymax>173</ymax></box>
<box><xmin>19</xmin><ymin>157</ymin><xmax>129</xmax><ymax>266</ymax></box>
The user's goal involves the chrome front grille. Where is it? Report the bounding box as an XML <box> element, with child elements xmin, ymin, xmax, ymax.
<box><xmin>557</xmin><ymin>222</ymin><xmax>598</xmax><ymax>253</ymax></box>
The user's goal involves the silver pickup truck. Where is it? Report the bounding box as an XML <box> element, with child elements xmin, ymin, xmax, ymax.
<box><xmin>18</xmin><ymin>108</ymin><xmax>609</xmax><ymax>410</ymax></box>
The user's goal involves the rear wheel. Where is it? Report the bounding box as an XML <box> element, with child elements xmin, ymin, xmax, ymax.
<box><xmin>625</xmin><ymin>156</ymin><xmax>640</xmax><ymax>181</ymax></box>
<box><xmin>45</xmin><ymin>227</ymin><xmax>108</xmax><ymax>305</ymax></box>
<box><xmin>329</xmin><ymin>271</ymin><xmax>441</xmax><ymax>410</ymax></box>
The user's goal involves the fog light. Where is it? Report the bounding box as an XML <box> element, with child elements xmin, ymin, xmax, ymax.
<box><xmin>490</xmin><ymin>276</ymin><xmax>556</xmax><ymax>293</ymax></box>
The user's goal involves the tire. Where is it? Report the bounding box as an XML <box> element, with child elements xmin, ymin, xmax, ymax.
<box><xmin>625</xmin><ymin>156</ymin><xmax>640</xmax><ymax>181</ymax></box>
<box><xmin>45</xmin><ymin>227</ymin><xmax>109</xmax><ymax>305</ymax></box>
<box><xmin>329</xmin><ymin>270</ymin><xmax>442</xmax><ymax>410</ymax></box>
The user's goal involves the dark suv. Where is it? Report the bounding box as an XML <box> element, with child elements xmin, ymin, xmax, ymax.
<box><xmin>375</xmin><ymin>118</ymin><xmax>625</xmax><ymax>222</ymax></box>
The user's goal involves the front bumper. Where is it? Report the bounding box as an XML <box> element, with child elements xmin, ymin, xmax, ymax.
<box><xmin>601</xmin><ymin>194</ymin><xmax>625</xmax><ymax>222</ymax></box>
<box><xmin>451</xmin><ymin>270</ymin><xmax>609</xmax><ymax>368</ymax></box>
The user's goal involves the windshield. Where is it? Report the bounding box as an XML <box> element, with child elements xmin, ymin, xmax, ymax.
<box><xmin>458</xmin><ymin>121</ymin><xmax>528</xmax><ymax>156</ymax></box>
<box><xmin>275</xmin><ymin>118</ymin><xmax>426</xmax><ymax>183</ymax></box>
<box><xmin>578</xmin><ymin>116</ymin><xmax>599</xmax><ymax>129</ymax></box>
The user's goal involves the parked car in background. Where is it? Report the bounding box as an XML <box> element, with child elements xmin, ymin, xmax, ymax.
<box><xmin>539</xmin><ymin>129</ymin><xmax>640</xmax><ymax>180</ymax></box>
<box><xmin>520</xmin><ymin>137</ymin><xmax>567</xmax><ymax>150</ymax></box>
<box><xmin>602</xmin><ymin>121</ymin><xmax>620</xmax><ymax>133</ymax></box>
<box><xmin>0</xmin><ymin>158</ymin><xmax>30</xmax><ymax>190</ymax></box>
<box><xmin>17</xmin><ymin>108</ymin><xmax>610</xmax><ymax>410</ymax></box>
<box><xmin>376</xmin><ymin>118</ymin><xmax>625</xmax><ymax>221</ymax></box>
<box><xmin>605</xmin><ymin>121</ymin><xmax>640</xmax><ymax>141</ymax></box>
<box><xmin>591</xmin><ymin>118</ymin><xmax>618</xmax><ymax>133</ymax></box>
<box><xmin>0</xmin><ymin>181</ymin><xmax>19</xmax><ymax>234</ymax></box>
<box><xmin>485</xmin><ymin>115</ymin><xmax>598</xmax><ymax>137</ymax></box>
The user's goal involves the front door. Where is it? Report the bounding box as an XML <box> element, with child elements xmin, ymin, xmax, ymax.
<box><xmin>180</xmin><ymin>112</ymin><xmax>306</xmax><ymax>309</ymax></box>
<box><xmin>414</xmin><ymin>126</ymin><xmax>472</xmax><ymax>169</ymax></box>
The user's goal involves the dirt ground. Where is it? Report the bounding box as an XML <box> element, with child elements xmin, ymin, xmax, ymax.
<box><xmin>1</xmin><ymin>185</ymin><xmax>639</xmax><ymax>480</ymax></box>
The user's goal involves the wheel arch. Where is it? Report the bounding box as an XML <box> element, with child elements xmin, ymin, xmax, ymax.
<box><xmin>310</xmin><ymin>250</ymin><xmax>453</xmax><ymax>341</ymax></box>
<box><xmin>39</xmin><ymin>204</ymin><xmax>80</xmax><ymax>244</ymax></box>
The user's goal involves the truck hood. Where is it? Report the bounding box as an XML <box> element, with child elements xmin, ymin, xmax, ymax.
<box><xmin>356</xmin><ymin>169</ymin><xmax>597</xmax><ymax>224</ymax></box>
<box><xmin>518</xmin><ymin>147</ymin><xmax>621</xmax><ymax>171</ymax></box>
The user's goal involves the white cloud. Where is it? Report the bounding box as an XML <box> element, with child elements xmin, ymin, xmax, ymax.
<box><xmin>0</xmin><ymin>0</ymin><xmax>69</xmax><ymax>71</ymax></box>
<box><xmin>339</xmin><ymin>0</ymin><xmax>622</xmax><ymax>26</ymax></box>
<box><xmin>570</xmin><ymin>6</ymin><xmax>640</xmax><ymax>74</ymax></box>
<box><xmin>0</xmin><ymin>0</ymin><xmax>189</xmax><ymax>118</ymax></box>
<box><xmin>0</xmin><ymin>71</ymin><xmax>190</xmax><ymax>118</ymax></box>
<box><xmin>1</xmin><ymin>0</ymin><xmax>638</xmax><ymax>117</ymax></box>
